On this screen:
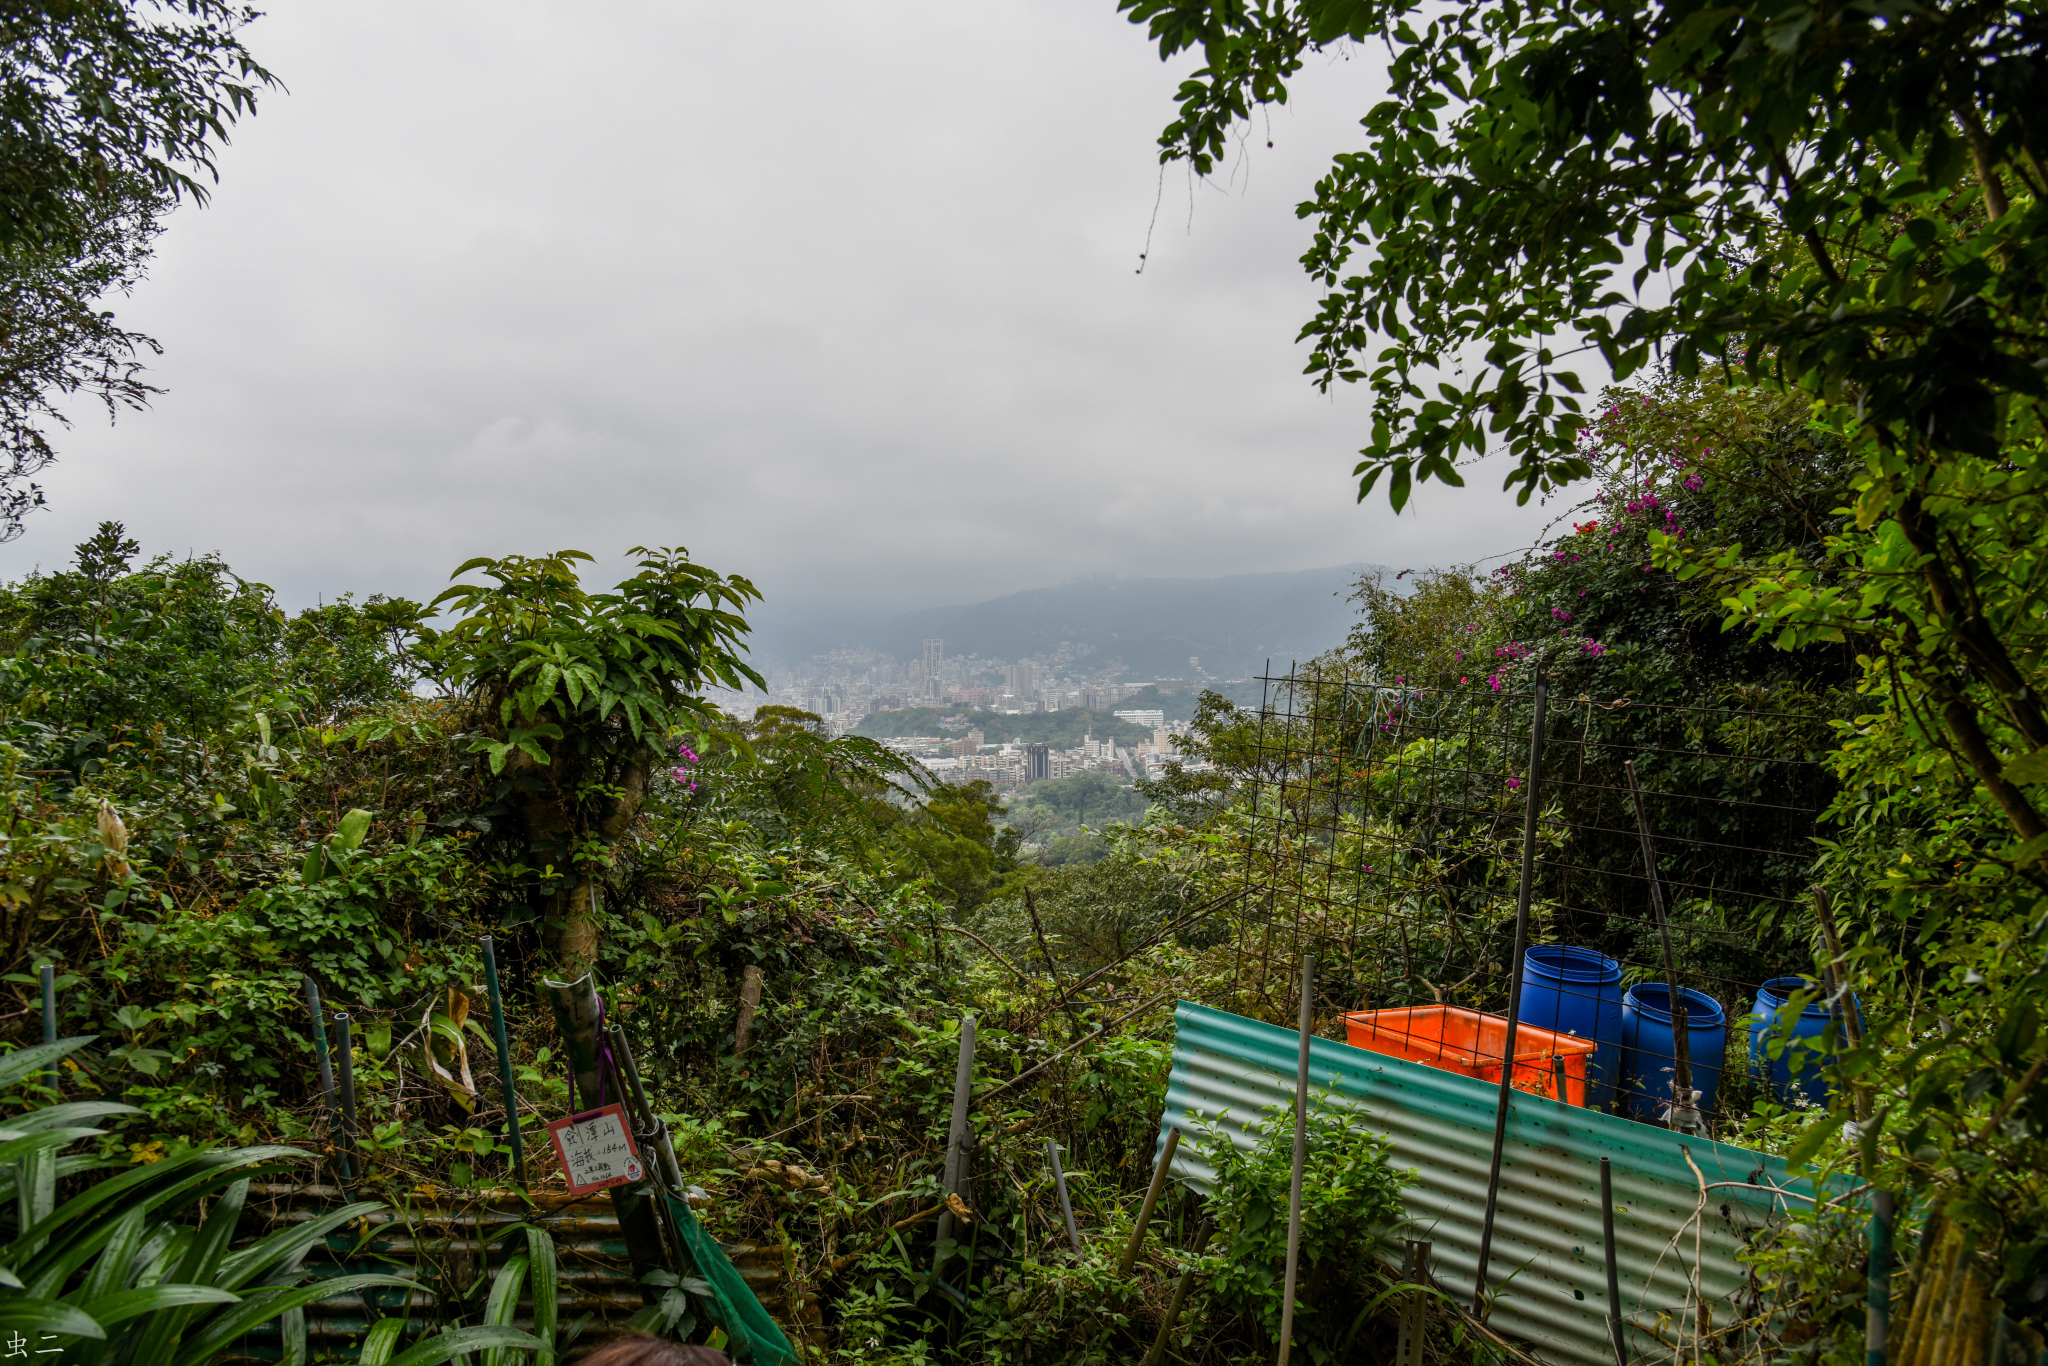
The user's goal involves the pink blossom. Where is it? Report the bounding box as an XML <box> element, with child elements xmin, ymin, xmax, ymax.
<box><xmin>1506</xmin><ymin>776</ymin><xmax>1523</xmax><ymax>790</ymax></box>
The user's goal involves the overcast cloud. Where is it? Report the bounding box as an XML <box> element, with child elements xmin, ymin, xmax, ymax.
<box><xmin>0</xmin><ymin>0</ymin><xmax>1560</xmax><ymax>627</ymax></box>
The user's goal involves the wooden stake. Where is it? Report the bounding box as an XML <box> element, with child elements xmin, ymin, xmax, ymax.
<box><xmin>734</xmin><ymin>964</ymin><xmax>764</xmax><ymax>1057</ymax></box>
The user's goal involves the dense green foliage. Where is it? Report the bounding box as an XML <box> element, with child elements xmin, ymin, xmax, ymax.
<box><xmin>0</xmin><ymin>1</ymin><xmax>275</xmax><ymax>537</ymax></box>
<box><xmin>1115</xmin><ymin>0</ymin><xmax>2048</xmax><ymax>1357</ymax></box>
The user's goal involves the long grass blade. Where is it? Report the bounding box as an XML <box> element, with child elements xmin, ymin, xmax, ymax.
<box><xmin>480</xmin><ymin>1252</ymin><xmax>530</xmax><ymax>1366</ymax></box>
<box><xmin>171</xmin><ymin>1274</ymin><xmax>417</xmax><ymax>1366</ymax></box>
<box><xmin>214</xmin><ymin>1200</ymin><xmax>385</xmax><ymax>1291</ymax></box>
<box><xmin>0</xmin><ymin>1297</ymin><xmax>103</xmax><ymax>1338</ymax></box>
<box><xmin>382</xmin><ymin>1325</ymin><xmax>542</xmax><ymax>1366</ymax></box>
<box><xmin>359</xmin><ymin>1318</ymin><xmax>407</xmax><ymax>1366</ymax></box>
<box><xmin>0</xmin><ymin>1038</ymin><xmax>98</xmax><ymax>1090</ymax></box>
<box><xmin>523</xmin><ymin>1227</ymin><xmax>557</xmax><ymax>1366</ymax></box>
<box><xmin>278</xmin><ymin>1307</ymin><xmax>307</xmax><ymax>1366</ymax></box>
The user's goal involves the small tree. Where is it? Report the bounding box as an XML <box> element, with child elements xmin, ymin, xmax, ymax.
<box><xmin>423</xmin><ymin>547</ymin><xmax>763</xmax><ymax>972</ymax></box>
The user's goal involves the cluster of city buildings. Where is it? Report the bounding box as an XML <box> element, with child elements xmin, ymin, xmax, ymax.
<box><xmin>874</xmin><ymin>724</ymin><xmax>1199</xmax><ymax>792</ymax></box>
<box><xmin>738</xmin><ymin>637</ymin><xmax>1219</xmax><ymax>740</ymax></box>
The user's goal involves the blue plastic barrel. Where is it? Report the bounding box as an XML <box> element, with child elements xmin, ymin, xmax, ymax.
<box><xmin>1748</xmin><ymin>976</ymin><xmax>1862</xmax><ymax>1108</ymax></box>
<box><xmin>1519</xmin><ymin>946</ymin><xmax>1625</xmax><ymax>1109</ymax></box>
<box><xmin>1621</xmin><ymin>983</ymin><xmax>1727</xmax><ymax>1121</ymax></box>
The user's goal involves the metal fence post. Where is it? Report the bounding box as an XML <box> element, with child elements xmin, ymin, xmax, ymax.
<box><xmin>1602</xmin><ymin>1156</ymin><xmax>1626</xmax><ymax>1366</ymax></box>
<box><xmin>1474</xmin><ymin>681</ymin><xmax>1547</xmax><ymax>1314</ymax></box>
<box><xmin>1277</xmin><ymin>953</ymin><xmax>1314</xmax><ymax>1366</ymax></box>
<box><xmin>333</xmin><ymin>1012</ymin><xmax>360</xmax><ymax>1178</ymax></box>
<box><xmin>1869</xmin><ymin>1189</ymin><xmax>1895</xmax><ymax>1366</ymax></box>
<box><xmin>39</xmin><ymin>964</ymin><xmax>56</xmax><ymax>1097</ymax></box>
<box><xmin>479</xmin><ymin>935</ymin><xmax>527</xmax><ymax>1186</ymax></box>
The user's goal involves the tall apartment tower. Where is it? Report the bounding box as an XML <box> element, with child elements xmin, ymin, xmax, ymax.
<box><xmin>1024</xmin><ymin>742</ymin><xmax>1051</xmax><ymax>783</ymax></box>
<box><xmin>1004</xmin><ymin>663</ymin><xmax>1035</xmax><ymax>696</ymax></box>
<box><xmin>922</xmin><ymin>638</ymin><xmax>944</xmax><ymax>700</ymax></box>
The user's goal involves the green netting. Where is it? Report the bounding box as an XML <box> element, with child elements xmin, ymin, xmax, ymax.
<box><xmin>661</xmin><ymin>1190</ymin><xmax>797</xmax><ymax>1366</ymax></box>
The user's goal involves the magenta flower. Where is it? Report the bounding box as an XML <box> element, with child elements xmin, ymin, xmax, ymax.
<box><xmin>1506</xmin><ymin>776</ymin><xmax>1523</xmax><ymax>790</ymax></box>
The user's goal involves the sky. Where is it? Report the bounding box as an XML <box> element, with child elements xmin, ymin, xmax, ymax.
<box><xmin>0</xmin><ymin>0</ymin><xmax>1564</xmax><ymax>628</ymax></box>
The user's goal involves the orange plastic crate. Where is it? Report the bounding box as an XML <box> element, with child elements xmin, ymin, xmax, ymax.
<box><xmin>1341</xmin><ymin>1006</ymin><xmax>1598</xmax><ymax>1106</ymax></box>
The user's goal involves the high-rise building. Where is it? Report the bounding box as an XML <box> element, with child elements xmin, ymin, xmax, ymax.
<box><xmin>1005</xmin><ymin>663</ymin><xmax>1035</xmax><ymax>696</ymax></box>
<box><xmin>923</xmin><ymin>639</ymin><xmax>944</xmax><ymax>701</ymax></box>
<box><xmin>1024</xmin><ymin>743</ymin><xmax>1051</xmax><ymax>782</ymax></box>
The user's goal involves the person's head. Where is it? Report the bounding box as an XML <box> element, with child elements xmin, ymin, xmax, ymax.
<box><xmin>577</xmin><ymin>1335</ymin><xmax>732</xmax><ymax>1366</ymax></box>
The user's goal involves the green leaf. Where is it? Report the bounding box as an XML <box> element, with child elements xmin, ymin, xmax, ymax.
<box><xmin>333</xmin><ymin>809</ymin><xmax>374</xmax><ymax>853</ymax></box>
<box><xmin>0</xmin><ymin>1297</ymin><xmax>104</xmax><ymax>1339</ymax></box>
<box><xmin>0</xmin><ymin>1038</ymin><xmax>98</xmax><ymax>1092</ymax></box>
<box><xmin>1784</xmin><ymin>1112</ymin><xmax>1847</xmax><ymax>1171</ymax></box>
<box><xmin>382</xmin><ymin>1325</ymin><xmax>543</xmax><ymax>1366</ymax></box>
<box><xmin>481</xmin><ymin>1253</ymin><xmax>529</xmax><ymax>1366</ymax></box>
<box><xmin>523</xmin><ymin>1227</ymin><xmax>558</xmax><ymax>1366</ymax></box>
<box><xmin>171</xmin><ymin>1276</ymin><xmax>415</xmax><ymax>1366</ymax></box>
<box><xmin>359</xmin><ymin>1318</ymin><xmax>407</xmax><ymax>1366</ymax></box>
<box><xmin>2004</xmin><ymin>748</ymin><xmax>2048</xmax><ymax>785</ymax></box>
<box><xmin>86</xmin><ymin>1283</ymin><xmax>242</xmax><ymax>1328</ymax></box>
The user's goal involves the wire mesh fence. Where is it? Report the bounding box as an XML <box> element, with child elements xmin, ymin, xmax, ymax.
<box><xmin>1212</xmin><ymin>668</ymin><xmax>1843</xmax><ymax>1138</ymax></box>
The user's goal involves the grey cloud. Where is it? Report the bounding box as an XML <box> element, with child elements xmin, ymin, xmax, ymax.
<box><xmin>0</xmin><ymin>0</ymin><xmax>1556</xmax><ymax>621</ymax></box>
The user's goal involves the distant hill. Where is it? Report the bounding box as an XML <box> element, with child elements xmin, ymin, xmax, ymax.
<box><xmin>755</xmin><ymin>564</ymin><xmax>1376</xmax><ymax>678</ymax></box>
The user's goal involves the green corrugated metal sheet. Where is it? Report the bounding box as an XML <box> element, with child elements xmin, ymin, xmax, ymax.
<box><xmin>1159</xmin><ymin>1002</ymin><xmax>1820</xmax><ymax>1366</ymax></box>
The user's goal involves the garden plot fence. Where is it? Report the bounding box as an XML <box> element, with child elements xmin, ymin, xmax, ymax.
<box><xmin>1198</xmin><ymin>670</ymin><xmax>1845</xmax><ymax>1134</ymax></box>
<box><xmin>1155</xmin><ymin>669</ymin><xmax>1857</xmax><ymax>1363</ymax></box>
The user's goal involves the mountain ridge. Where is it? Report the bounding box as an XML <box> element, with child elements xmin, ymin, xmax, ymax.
<box><xmin>752</xmin><ymin>563</ymin><xmax>1377</xmax><ymax>679</ymax></box>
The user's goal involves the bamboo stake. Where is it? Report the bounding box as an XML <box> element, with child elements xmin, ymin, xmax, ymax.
<box><xmin>1143</xmin><ymin>1220</ymin><xmax>1214</xmax><ymax>1366</ymax></box>
<box><xmin>933</xmin><ymin>1015</ymin><xmax>977</xmax><ymax>1277</ymax></box>
<box><xmin>1120</xmin><ymin>1127</ymin><xmax>1181</xmax><ymax>1275</ymax></box>
<box><xmin>1046</xmin><ymin>1139</ymin><xmax>1082</xmax><ymax>1251</ymax></box>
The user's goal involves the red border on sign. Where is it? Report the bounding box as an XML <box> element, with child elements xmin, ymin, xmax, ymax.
<box><xmin>545</xmin><ymin>1103</ymin><xmax>644</xmax><ymax>1195</ymax></box>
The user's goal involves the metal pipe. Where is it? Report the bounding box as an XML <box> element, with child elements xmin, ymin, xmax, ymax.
<box><xmin>609</xmin><ymin>1023</ymin><xmax>683</xmax><ymax>1192</ymax></box>
<box><xmin>1554</xmin><ymin>1055</ymin><xmax>1569</xmax><ymax>1105</ymax></box>
<box><xmin>333</xmin><ymin>1012</ymin><xmax>360</xmax><ymax>1177</ymax></box>
<box><xmin>1120</xmin><ymin>1127</ymin><xmax>1181</xmax><ymax>1275</ymax></box>
<box><xmin>1396</xmin><ymin>1240</ymin><xmax>1433</xmax><ymax>1366</ymax></box>
<box><xmin>302</xmin><ymin>978</ymin><xmax>350</xmax><ymax>1188</ymax></box>
<box><xmin>1046</xmin><ymin>1139</ymin><xmax>1081</xmax><ymax>1251</ymax></box>
<box><xmin>39</xmin><ymin>964</ymin><xmax>56</xmax><ymax>1097</ymax></box>
<box><xmin>1474</xmin><ymin>682</ymin><xmax>1548</xmax><ymax>1313</ymax></box>
<box><xmin>1277</xmin><ymin>953</ymin><xmax>1314</xmax><ymax>1366</ymax></box>
<box><xmin>933</xmin><ymin>1015</ymin><xmax>977</xmax><ymax>1276</ymax></box>
<box><xmin>478</xmin><ymin>937</ymin><xmax>527</xmax><ymax>1187</ymax></box>
<box><xmin>1625</xmin><ymin>758</ymin><xmax>1697</xmax><ymax>1127</ymax></box>
<box><xmin>1602</xmin><ymin>1157</ymin><xmax>1625</xmax><ymax>1366</ymax></box>
<box><xmin>1143</xmin><ymin>1219</ymin><xmax>1214</xmax><ymax>1366</ymax></box>
<box><xmin>1869</xmin><ymin>1189</ymin><xmax>1894</xmax><ymax>1366</ymax></box>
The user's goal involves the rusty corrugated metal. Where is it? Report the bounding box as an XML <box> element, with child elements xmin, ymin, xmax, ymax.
<box><xmin>232</xmin><ymin>1184</ymin><xmax>817</xmax><ymax>1360</ymax></box>
<box><xmin>1158</xmin><ymin>1002</ymin><xmax>1823</xmax><ymax>1366</ymax></box>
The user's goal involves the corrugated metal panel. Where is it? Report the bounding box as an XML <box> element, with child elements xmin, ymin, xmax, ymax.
<box><xmin>232</xmin><ymin>1185</ymin><xmax>815</xmax><ymax>1360</ymax></box>
<box><xmin>1159</xmin><ymin>1003</ymin><xmax>1820</xmax><ymax>1366</ymax></box>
